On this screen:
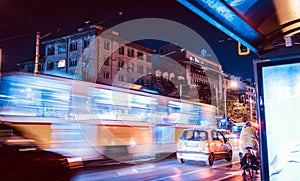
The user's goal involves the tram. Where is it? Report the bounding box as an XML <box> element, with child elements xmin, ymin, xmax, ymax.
<box><xmin>0</xmin><ymin>72</ymin><xmax>217</xmax><ymax>162</ymax></box>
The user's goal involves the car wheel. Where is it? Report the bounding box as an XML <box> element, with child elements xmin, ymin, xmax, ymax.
<box><xmin>177</xmin><ymin>158</ymin><xmax>185</xmax><ymax>163</ymax></box>
<box><xmin>177</xmin><ymin>158</ymin><xmax>184</xmax><ymax>163</ymax></box>
<box><xmin>226</xmin><ymin>150</ymin><xmax>233</xmax><ymax>162</ymax></box>
<box><xmin>206</xmin><ymin>153</ymin><xmax>214</xmax><ymax>166</ymax></box>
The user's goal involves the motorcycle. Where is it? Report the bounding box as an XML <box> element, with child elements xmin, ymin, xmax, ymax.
<box><xmin>240</xmin><ymin>147</ymin><xmax>259</xmax><ymax>177</ymax></box>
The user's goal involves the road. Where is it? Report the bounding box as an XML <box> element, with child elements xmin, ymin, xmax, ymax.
<box><xmin>71</xmin><ymin>151</ymin><xmax>261</xmax><ymax>181</ymax></box>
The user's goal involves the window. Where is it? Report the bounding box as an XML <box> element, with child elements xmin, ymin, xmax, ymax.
<box><xmin>146</xmin><ymin>55</ymin><xmax>152</xmax><ymax>62</ymax></box>
<box><xmin>181</xmin><ymin>130</ymin><xmax>208</xmax><ymax>141</ymax></box>
<box><xmin>118</xmin><ymin>75</ymin><xmax>124</xmax><ymax>82</ymax></box>
<box><xmin>104</xmin><ymin>41</ymin><xmax>110</xmax><ymax>50</ymax></box>
<box><xmin>137</xmin><ymin>52</ymin><xmax>144</xmax><ymax>60</ymax></box>
<box><xmin>104</xmin><ymin>56</ymin><xmax>109</xmax><ymax>66</ymax></box>
<box><xmin>69</xmin><ymin>57</ymin><xmax>77</xmax><ymax>67</ymax></box>
<box><xmin>27</xmin><ymin>65</ymin><xmax>33</xmax><ymax>72</ymax></box>
<box><xmin>118</xmin><ymin>60</ymin><xmax>124</xmax><ymax>70</ymax></box>
<box><xmin>159</xmin><ymin>49</ymin><xmax>164</xmax><ymax>54</ymax></box>
<box><xmin>137</xmin><ymin>65</ymin><xmax>144</xmax><ymax>73</ymax></box>
<box><xmin>146</xmin><ymin>67</ymin><xmax>152</xmax><ymax>74</ymax></box>
<box><xmin>83</xmin><ymin>39</ymin><xmax>89</xmax><ymax>48</ymax></box>
<box><xmin>47</xmin><ymin>62</ymin><xmax>54</xmax><ymax>70</ymax></box>
<box><xmin>38</xmin><ymin>64</ymin><xmax>44</xmax><ymax>71</ymax></box>
<box><xmin>127</xmin><ymin>48</ymin><xmax>134</xmax><ymax>57</ymax></box>
<box><xmin>127</xmin><ymin>63</ymin><xmax>134</xmax><ymax>72</ymax></box>
<box><xmin>69</xmin><ymin>41</ymin><xmax>77</xmax><ymax>51</ymax></box>
<box><xmin>58</xmin><ymin>45</ymin><xmax>66</xmax><ymax>54</ymax></box>
<box><xmin>58</xmin><ymin>60</ymin><xmax>65</xmax><ymax>68</ymax></box>
<box><xmin>128</xmin><ymin>77</ymin><xmax>134</xmax><ymax>83</ymax></box>
<box><xmin>103</xmin><ymin>72</ymin><xmax>109</xmax><ymax>79</ymax></box>
<box><xmin>119</xmin><ymin>46</ymin><xmax>124</xmax><ymax>55</ymax></box>
<box><xmin>47</xmin><ymin>46</ymin><xmax>54</xmax><ymax>55</ymax></box>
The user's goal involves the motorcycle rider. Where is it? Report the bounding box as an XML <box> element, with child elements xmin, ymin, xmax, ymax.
<box><xmin>239</xmin><ymin>121</ymin><xmax>259</xmax><ymax>173</ymax></box>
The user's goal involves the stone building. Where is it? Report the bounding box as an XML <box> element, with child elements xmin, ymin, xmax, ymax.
<box><xmin>158</xmin><ymin>43</ymin><xmax>224</xmax><ymax>115</ymax></box>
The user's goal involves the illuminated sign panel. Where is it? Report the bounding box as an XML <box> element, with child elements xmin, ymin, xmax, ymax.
<box><xmin>256</xmin><ymin>58</ymin><xmax>300</xmax><ymax>181</ymax></box>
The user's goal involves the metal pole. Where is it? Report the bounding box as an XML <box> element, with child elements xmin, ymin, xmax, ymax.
<box><xmin>180</xmin><ymin>84</ymin><xmax>182</xmax><ymax>98</ymax></box>
<box><xmin>250</xmin><ymin>97</ymin><xmax>253</xmax><ymax>122</ymax></box>
<box><xmin>215</xmin><ymin>86</ymin><xmax>219</xmax><ymax>115</ymax></box>
<box><xmin>34</xmin><ymin>32</ymin><xmax>40</xmax><ymax>74</ymax></box>
<box><xmin>0</xmin><ymin>48</ymin><xmax>2</xmax><ymax>79</ymax></box>
<box><xmin>224</xmin><ymin>87</ymin><xmax>227</xmax><ymax>117</ymax></box>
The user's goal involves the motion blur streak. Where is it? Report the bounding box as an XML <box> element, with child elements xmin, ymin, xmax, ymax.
<box><xmin>0</xmin><ymin>72</ymin><xmax>217</xmax><ymax>163</ymax></box>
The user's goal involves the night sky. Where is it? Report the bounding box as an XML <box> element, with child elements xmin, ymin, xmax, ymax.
<box><xmin>0</xmin><ymin>0</ymin><xmax>259</xmax><ymax>80</ymax></box>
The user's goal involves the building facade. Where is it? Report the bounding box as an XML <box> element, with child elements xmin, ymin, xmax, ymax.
<box><xmin>158</xmin><ymin>44</ymin><xmax>224</xmax><ymax>116</ymax></box>
<box><xmin>20</xmin><ymin>25</ymin><xmax>155</xmax><ymax>87</ymax></box>
<box><xmin>224</xmin><ymin>74</ymin><xmax>257</xmax><ymax>123</ymax></box>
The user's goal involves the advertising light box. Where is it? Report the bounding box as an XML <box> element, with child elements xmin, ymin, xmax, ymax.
<box><xmin>255</xmin><ymin>58</ymin><xmax>300</xmax><ymax>181</ymax></box>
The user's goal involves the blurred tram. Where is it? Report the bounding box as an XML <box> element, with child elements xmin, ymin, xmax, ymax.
<box><xmin>0</xmin><ymin>72</ymin><xmax>217</xmax><ymax>162</ymax></box>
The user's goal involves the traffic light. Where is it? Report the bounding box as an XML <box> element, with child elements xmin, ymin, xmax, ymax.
<box><xmin>238</xmin><ymin>42</ymin><xmax>250</xmax><ymax>55</ymax></box>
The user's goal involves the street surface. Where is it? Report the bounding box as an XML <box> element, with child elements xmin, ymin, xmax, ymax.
<box><xmin>72</xmin><ymin>145</ymin><xmax>261</xmax><ymax>181</ymax></box>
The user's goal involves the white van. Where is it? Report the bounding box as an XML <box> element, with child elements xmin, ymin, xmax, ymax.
<box><xmin>176</xmin><ymin>127</ymin><xmax>233</xmax><ymax>166</ymax></box>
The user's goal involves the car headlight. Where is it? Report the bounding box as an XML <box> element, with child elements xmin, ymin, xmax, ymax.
<box><xmin>67</xmin><ymin>157</ymin><xmax>83</xmax><ymax>169</ymax></box>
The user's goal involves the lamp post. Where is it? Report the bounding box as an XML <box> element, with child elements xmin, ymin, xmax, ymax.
<box><xmin>34</xmin><ymin>32</ymin><xmax>40</xmax><ymax>74</ymax></box>
<box><xmin>34</xmin><ymin>31</ymin><xmax>59</xmax><ymax>74</ymax></box>
<box><xmin>250</xmin><ymin>96</ymin><xmax>253</xmax><ymax>122</ymax></box>
<box><xmin>0</xmin><ymin>48</ymin><xmax>2</xmax><ymax>75</ymax></box>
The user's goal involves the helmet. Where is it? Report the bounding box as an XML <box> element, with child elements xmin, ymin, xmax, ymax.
<box><xmin>245</xmin><ymin>121</ymin><xmax>252</xmax><ymax>127</ymax></box>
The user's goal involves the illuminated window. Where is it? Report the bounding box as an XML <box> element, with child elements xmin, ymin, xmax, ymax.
<box><xmin>104</xmin><ymin>41</ymin><xmax>110</xmax><ymax>50</ymax></box>
<box><xmin>58</xmin><ymin>45</ymin><xmax>66</xmax><ymax>54</ymax></box>
<box><xmin>58</xmin><ymin>60</ymin><xmax>65</xmax><ymax>68</ymax></box>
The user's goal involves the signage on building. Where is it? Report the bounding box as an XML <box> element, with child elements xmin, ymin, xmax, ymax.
<box><xmin>189</xmin><ymin>56</ymin><xmax>203</xmax><ymax>64</ymax></box>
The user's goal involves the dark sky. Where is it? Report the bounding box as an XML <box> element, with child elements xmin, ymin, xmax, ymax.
<box><xmin>0</xmin><ymin>0</ymin><xmax>259</xmax><ymax>80</ymax></box>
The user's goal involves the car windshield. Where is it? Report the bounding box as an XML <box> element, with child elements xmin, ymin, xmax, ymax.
<box><xmin>181</xmin><ymin>130</ymin><xmax>207</xmax><ymax>141</ymax></box>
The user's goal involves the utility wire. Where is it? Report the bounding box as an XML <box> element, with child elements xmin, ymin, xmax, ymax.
<box><xmin>0</xmin><ymin>32</ymin><xmax>36</xmax><ymax>42</ymax></box>
<box><xmin>94</xmin><ymin>11</ymin><xmax>123</xmax><ymax>25</ymax></box>
<box><xmin>0</xmin><ymin>23</ymin><xmax>24</xmax><ymax>28</ymax></box>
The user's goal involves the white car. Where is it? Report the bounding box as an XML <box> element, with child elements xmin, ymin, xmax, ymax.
<box><xmin>176</xmin><ymin>127</ymin><xmax>233</xmax><ymax>166</ymax></box>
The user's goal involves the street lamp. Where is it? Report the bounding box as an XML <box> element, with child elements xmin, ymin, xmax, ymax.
<box><xmin>224</xmin><ymin>79</ymin><xmax>238</xmax><ymax>118</ymax></box>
